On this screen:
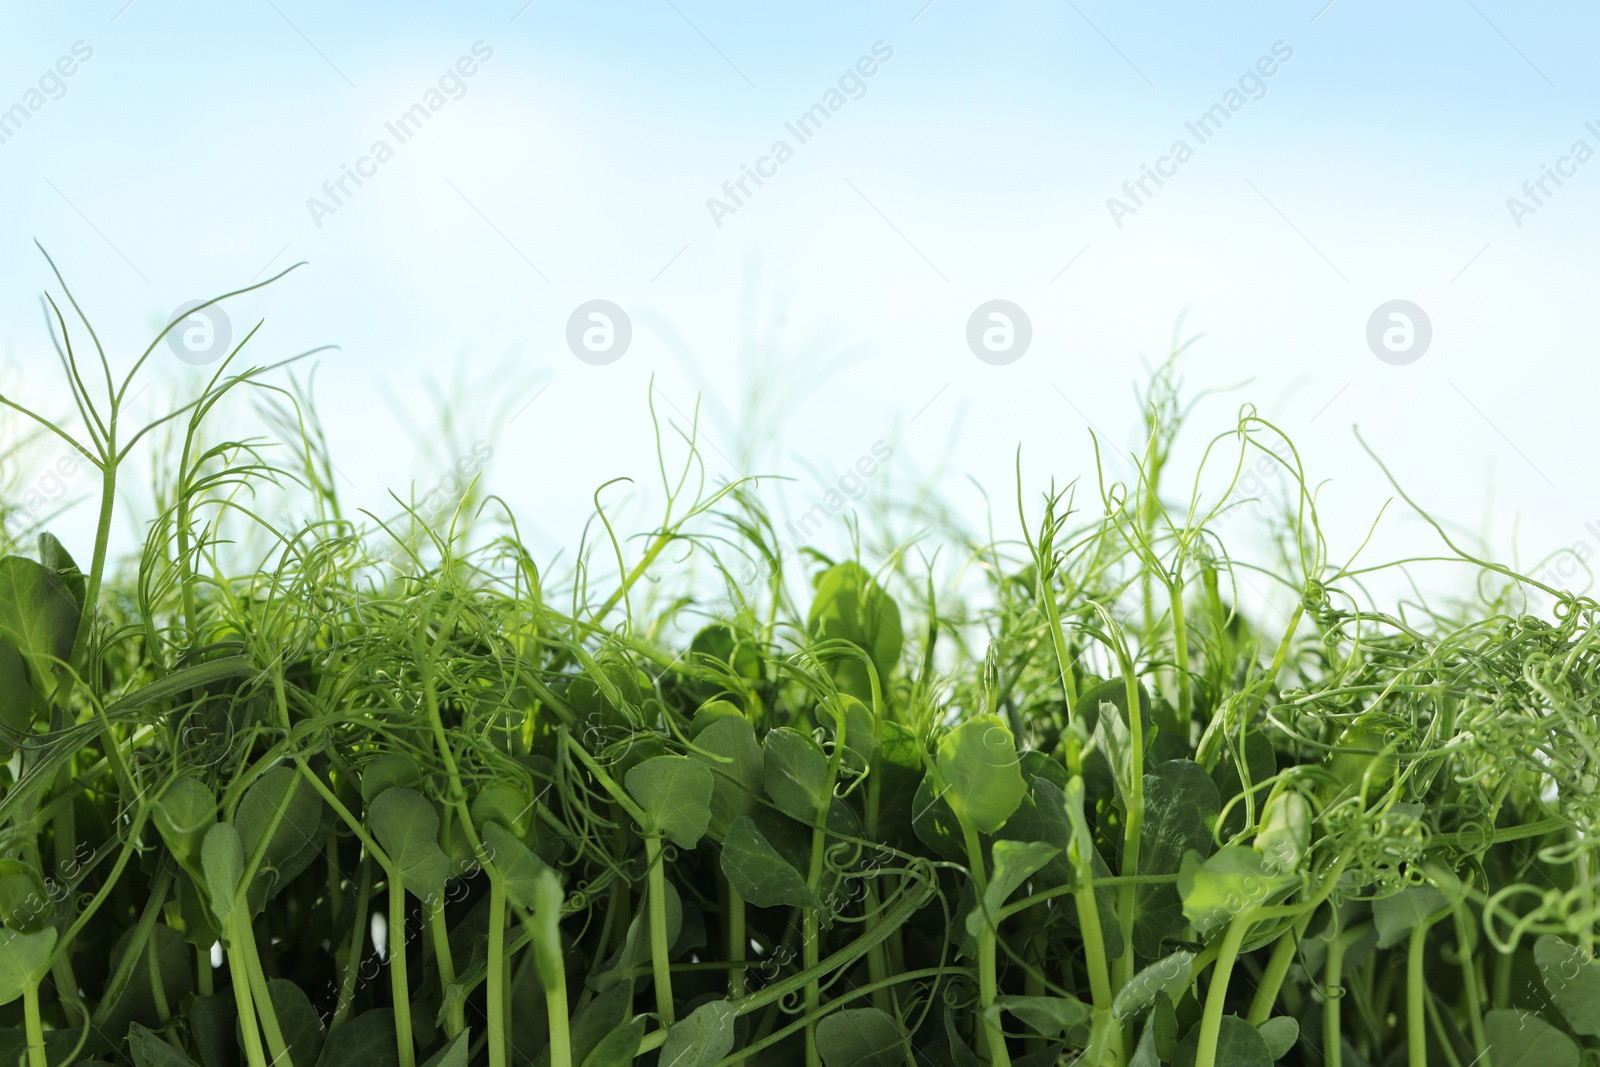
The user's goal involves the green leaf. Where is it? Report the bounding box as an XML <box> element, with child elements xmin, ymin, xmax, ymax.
<box><xmin>188</xmin><ymin>994</ymin><xmax>236</xmax><ymax>1067</ymax></box>
<box><xmin>587</xmin><ymin>884</ymin><xmax>681</xmax><ymax>992</ymax></box>
<box><xmin>235</xmin><ymin>766</ymin><xmax>325</xmax><ymax>912</ymax></box>
<box><xmin>1113</xmin><ymin>951</ymin><xmax>1195</xmax><ymax>1022</ymax></box>
<box><xmin>815</xmin><ymin>1007</ymin><xmax>904</xmax><ymax>1067</ymax></box>
<box><xmin>1092</xmin><ymin>700</ymin><xmax>1134</xmax><ymax>802</ymax></box>
<box><xmin>482</xmin><ymin>821</ymin><xmax>550</xmax><ymax>911</ymax></box>
<box><xmin>579</xmin><ymin>1014</ymin><xmax>645</xmax><ymax>1067</ymax></box>
<box><xmin>1484</xmin><ymin>1009</ymin><xmax>1580</xmax><ymax>1067</ymax></box>
<box><xmin>624</xmin><ymin>755</ymin><xmax>714</xmax><ymax>849</ymax></box>
<box><xmin>659</xmin><ymin>1000</ymin><xmax>736</xmax><ymax>1067</ymax></box>
<box><xmin>936</xmin><ymin>714</ymin><xmax>1027</xmax><ymax>834</ymax></box>
<box><xmin>1254</xmin><ymin>791</ymin><xmax>1310</xmax><ymax>873</ymax></box>
<box><xmin>200</xmin><ymin>822</ymin><xmax>243</xmax><ymax>928</ymax></box>
<box><xmin>827</xmin><ymin>693</ymin><xmax>879</xmax><ymax>765</ymax></box>
<box><xmin>154</xmin><ymin>775</ymin><xmax>217</xmax><ymax>873</ymax></box>
<box><xmin>689</xmin><ymin>714</ymin><xmax>763</xmax><ymax>839</ymax></box>
<box><xmin>1132</xmin><ymin>760</ymin><xmax>1219</xmax><ymax>957</ymax></box>
<box><xmin>36</xmin><ymin>534</ymin><xmax>84</xmax><ymax>610</ymax></box>
<box><xmin>990</xmin><ymin>994</ymin><xmax>1091</xmax><ymax>1037</ymax></box>
<box><xmin>806</xmin><ymin>562</ymin><xmax>903</xmax><ymax>699</ymax></box>
<box><xmin>910</xmin><ymin>773</ymin><xmax>966</xmax><ymax>863</ymax></box>
<box><xmin>763</xmin><ymin>727</ymin><xmax>831</xmax><ymax>825</ymax></box>
<box><xmin>569</xmin><ymin>981</ymin><xmax>634</xmax><ymax>1062</ymax></box>
<box><xmin>1061</xmin><ymin>777</ymin><xmax>1124</xmax><ymax>962</ymax></box>
<box><xmin>0</xmin><ymin>639</ymin><xmax>32</xmax><ymax>741</ymax></box>
<box><xmin>1371</xmin><ymin>886</ymin><xmax>1448</xmax><ymax>949</ymax></box>
<box><xmin>0</xmin><ymin>860</ymin><xmax>49</xmax><ymax>933</ymax></box>
<box><xmin>1177</xmin><ymin>846</ymin><xmax>1295</xmax><ymax>937</ymax></box>
<box><xmin>360</xmin><ymin>754</ymin><xmax>422</xmax><ymax>806</ymax></box>
<box><xmin>1000</xmin><ymin>778</ymin><xmax>1074</xmax><ymax>886</ymax></box>
<box><xmin>943</xmin><ymin>1005</ymin><xmax>983</xmax><ymax>1067</ymax></box>
<box><xmin>966</xmin><ymin>840</ymin><xmax>1058</xmax><ymax>940</ymax></box>
<box><xmin>0</xmin><ymin>927</ymin><xmax>55</xmax><ymax>1006</ymax></box>
<box><xmin>317</xmin><ymin>1008</ymin><xmax>400</xmax><ymax>1067</ymax></box>
<box><xmin>528</xmin><ymin>866</ymin><xmax>565</xmax><ymax>991</ymax></box>
<box><xmin>419</xmin><ymin>1031</ymin><xmax>469</xmax><ymax>1067</ymax></box>
<box><xmin>0</xmin><ymin>554</ymin><xmax>79</xmax><ymax>689</ymax></box>
<box><xmin>127</xmin><ymin>1022</ymin><xmax>201</xmax><ymax>1067</ymax></box>
<box><xmin>1173</xmin><ymin>1014</ymin><xmax>1272</xmax><ymax>1067</ymax></box>
<box><xmin>369</xmin><ymin>787</ymin><xmax>453</xmax><ymax>903</ymax></box>
<box><xmin>720</xmin><ymin>816</ymin><xmax>817</xmax><ymax>909</ymax></box>
<box><xmin>470</xmin><ymin>782</ymin><xmax>530</xmax><ymax>837</ymax></box>
<box><xmin>1257</xmin><ymin>1016</ymin><xmax>1298</xmax><ymax>1059</ymax></box>
<box><xmin>266</xmin><ymin>978</ymin><xmax>326</xmax><ymax>1067</ymax></box>
<box><xmin>1535</xmin><ymin>935</ymin><xmax>1600</xmax><ymax>1037</ymax></box>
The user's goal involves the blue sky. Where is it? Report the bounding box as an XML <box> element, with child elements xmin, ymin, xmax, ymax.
<box><xmin>3</xmin><ymin>1</ymin><xmax>1597</xmax><ymax>598</ymax></box>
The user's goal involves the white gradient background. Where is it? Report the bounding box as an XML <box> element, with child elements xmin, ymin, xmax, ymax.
<box><xmin>1</xmin><ymin>0</ymin><xmax>1596</xmax><ymax>602</ymax></box>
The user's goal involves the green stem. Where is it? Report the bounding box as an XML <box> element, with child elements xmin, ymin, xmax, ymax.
<box><xmin>1322</xmin><ymin>922</ymin><xmax>1370</xmax><ymax>1067</ymax></box>
<box><xmin>21</xmin><ymin>981</ymin><xmax>46</xmax><ymax>1067</ymax></box>
<box><xmin>1194</xmin><ymin>908</ymin><xmax>1254</xmax><ymax>1067</ymax></box>
<box><xmin>1113</xmin><ymin>668</ymin><xmax>1146</xmax><ymax>992</ymax></box>
<box><xmin>1246</xmin><ymin>914</ymin><xmax>1309</xmax><ymax>1024</ymax></box>
<box><xmin>645</xmin><ymin>834</ymin><xmax>675</xmax><ymax>1026</ymax></box>
<box><xmin>390</xmin><ymin>878</ymin><xmax>415</xmax><ymax>1067</ymax></box>
<box><xmin>1451</xmin><ymin>907</ymin><xmax>1487</xmax><ymax>1056</ymax></box>
<box><xmin>225</xmin><ymin>917</ymin><xmax>270</xmax><ymax>1067</ymax></box>
<box><xmin>1170</xmin><ymin>576</ymin><xmax>1191</xmax><ymax>723</ymax></box>
<box><xmin>1407</xmin><ymin>920</ymin><xmax>1435</xmax><ymax>1067</ymax></box>
<box><xmin>430</xmin><ymin>895</ymin><xmax>464</xmax><ymax>1038</ymax></box>
<box><xmin>962</xmin><ymin>823</ymin><xmax>1012</xmax><ymax>1067</ymax></box>
<box><xmin>487</xmin><ymin>874</ymin><xmax>508</xmax><ymax>1067</ymax></box>
<box><xmin>331</xmin><ymin>860</ymin><xmax>372</xmax><ymax>1030</ymax></box>
<box><xmin>529</xmin><ymin>878</ymin><xmax>572</xmax><ymax>1067</ymax></box>
<box><xmin>727</xmin><ymin>881</ymin><xmax>747</xmax><ymax>998</ymax></box>
<box><xmin>240</xmin><ymin>933</ymin><xmax>289</xmax><ymax>1066</ymax></box>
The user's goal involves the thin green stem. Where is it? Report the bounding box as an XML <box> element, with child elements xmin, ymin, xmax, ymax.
<box><xmin>390</xmin><ymin>878</ymin><xmax>415</xmax><ymax>1067</ymax></box>
<box><xmin>487</xmin><ymin>874</ymin><xmax>508</xmax><ymax>1067</ymax></box>
<box><xmin>645</xmin><ymin>834</ymin><xmax>675</xmax><ymax>1026</ymax></box>
<box><xmin>1194</xmin><ymin>908</ymin><xmax>1254</xmax><ymax>1067</ymax></box>
<box><xmin>962</xmin><ymin>822</ymin><xmax>1011</xmax><ymax>1067</ymax></box>
<box><xmin>21</xmin><ymin>982</ymin><xmax>46</xmax><ymax>1067</ymax></box>
<box><xmin>225</xmin><ymin>917</ymin><xmax>269</xmax><ymax>1067</ymax></box>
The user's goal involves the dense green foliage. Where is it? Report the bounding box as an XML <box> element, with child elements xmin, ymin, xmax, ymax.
<box><xmin>2</xmin><ymin>265</ymin><xmax>1599</xmax><ymax>1067</ymax></box>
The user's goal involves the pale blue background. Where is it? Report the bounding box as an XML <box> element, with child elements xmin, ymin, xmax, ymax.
<box><xmin>2</xmin><ymin>1</ymin><xmax>1596</xmax><ymax>600</ymax></box>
